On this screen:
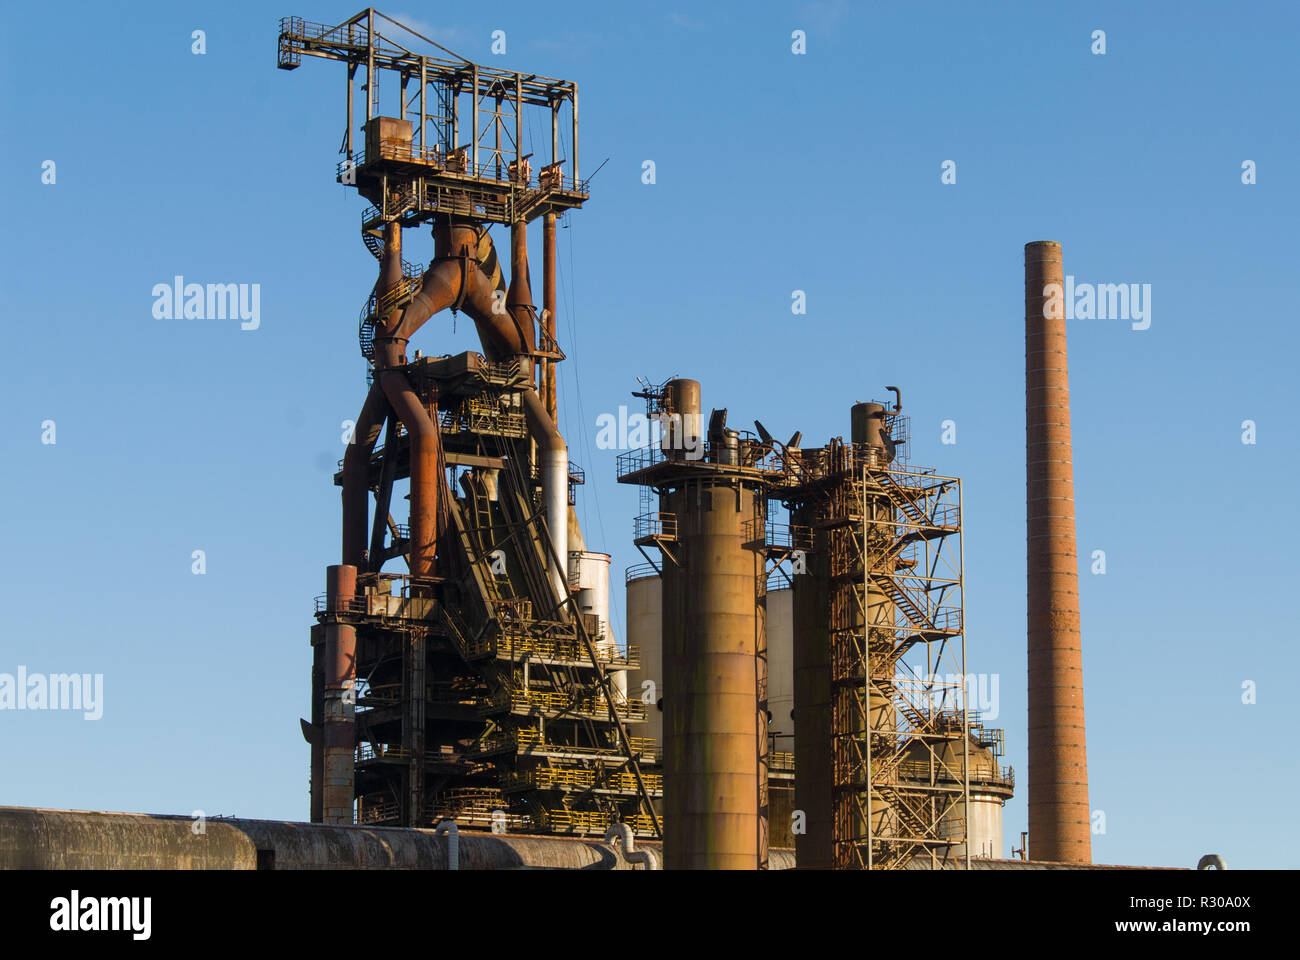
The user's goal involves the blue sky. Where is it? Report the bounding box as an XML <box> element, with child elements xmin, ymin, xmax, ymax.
<box><xmin>1</xmin><ymin>0</ymin><xmax>1296</xmax><ymax>868</ymax></box>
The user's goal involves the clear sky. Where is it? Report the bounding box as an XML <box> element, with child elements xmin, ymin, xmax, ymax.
<box><xmin>1</xmin><ymin>0</ymin><xmax>1296</xmax><ymax>869</ymax></box>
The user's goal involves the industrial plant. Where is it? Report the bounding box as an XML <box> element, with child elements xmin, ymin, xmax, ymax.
<box><xmin>0</xmin><ymin>9</ymin><xmax>1174</xmax><ymax>872</ymax></box>
<box><xmin>284</xmin><ymin>9</ymin><xmax>1067</xmax><ymax>870</ymax></box>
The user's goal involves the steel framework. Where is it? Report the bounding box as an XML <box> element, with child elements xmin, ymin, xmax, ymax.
<box><xmin>776</xmin><ymin>414</ymin><xmax>974</xmax><ymax>870</ymax></box>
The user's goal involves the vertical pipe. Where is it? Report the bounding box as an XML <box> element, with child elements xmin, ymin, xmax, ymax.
<box><xmin>551</xmin><ymin>100</ymin><xmax>559</xmax><ymax>167</ymax></box>
<box><xmin>365</xmin><ymin>8</ymin><xmax>375</xmax><ymax>123</ymax></box>
<box><xmin>507</xmin><ymin>218</ymin><xmax>535</xmax><ymax>353</ymax></box>
<box><xmin>522</xmin><ymin>389</ymin><xmax>568</xmax><ymax>606</ymax></box>
<box><xmin>514</xmin><ymin>73</ymin><xmax>523</xmax><ymax>172</ymax></box>
<box><xmin>342</xmin><ymin>382</ymin><xmax>389</xmax><ymax>569</ymax></box>
<box><xmin>376</xmin><ymin>220</ymin><xmax>440</xmax><ymax>591</ymax></box>
<box><xmin>471</xmin><ymin>66</ymin><xmax>479</xmax><ymax>173</ymax></box>
<box><xmin>323</xmin><ymin>563</ymin><xmax>359</xmax><ymax>824</ymax></box>
<box><xmin>543</xmin><ymin>212</ymin><xmax>557</xmax><ymax>420</ymax></box>
<box><xmin>959</xmin><ymin>478</ymin><xmax>971</xmax><ymax>870</ymax></box>
<box><xmin>1024</xmin><ymin>240</ymin><xmax>1092</xmax><ymax>864</ymax></box>
<box><xmin>346</xmin><ymin>64</ymin><xmax>354</xmax><ymax>157</ymax></box>
<box><xmin>571</xmin><ymin>85</ymin><xmax>579</xmax><ymax>182</ymax></box>
<box><xmin>310</xmin><ymin>636</ymin><xmax>323</xmax><ymax>822</ymax></box>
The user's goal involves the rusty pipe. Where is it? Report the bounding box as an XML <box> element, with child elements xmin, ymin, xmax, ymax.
<box><xmin>543</xmin><ymin>213</ymin><xmax>557</xmax><ymax>419</ymax></box>
<box><xmin>342</xmin><ymin>382</ymin><xmax>390</xmax><ymax>568</ymax></box>
<box><xmin>506</xmin><ymin>218</ymin><xmax>537</xmax><ymax>355</ymax></box>
<box><xmin>379</xmin><ymin>371</ymin><xmax>440</xmax><ymax>590</ymax></box>
<box><xmin>1024</xmin><ymin>240</ymin><xmax>1092</xmax><ymax>864</ymax></box>
<box><xmin>380</xmin><ymin>218</ymin><xmax>530</xmax><ymax>364</ymax></box>
<box><xmin>521</xmin><ymin>387</ymin><xmax>568</xmax><ymax>606</ymax></box>
<box><xmin>323</xmin><ymin>563</ymin><xmax>358</xmax><ymax>824</ymax></box>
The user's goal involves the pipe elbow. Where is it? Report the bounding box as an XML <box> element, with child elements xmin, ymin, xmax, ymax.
<box><xmin>434</xmin><ymin>819</ymin><xmax>459</xmax><ymax>871</ymax></box>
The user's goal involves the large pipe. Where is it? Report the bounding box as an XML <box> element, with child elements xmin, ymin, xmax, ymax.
<box><xmin>384</xmin><ymin>218</ymin><xmax>527</xmax><ymax>364</ymax></box>
<box><xmin>368</xmin><ymin>221</ymin><xmax>443</xmax><ymax>587</ymax></box>
<box><xmin>543</xmin><ymin>212</ymin><xmax>557</xmax><ymax>419</ymax></box>
<box><xmin>341</xmin><ymin>383</ymin><xmax>389</xmax><ymax>568</ymax></box>
<box><xmin>522</xmin><ymin>388</ymin><xmax>568</xmax><ymax>606</ymax></box>
<box><xmin>1024</xmin><ymin>240</ymin><xmax>1092</xmax><ymax>863</ymax></box>
<box><xmin>379</xmin><ymin>372</ymin><xmax>440</xmax><ymax>587</ymax></box>
<box><xmin>0</xmin><ymin>807</ymin><xmax>796</xmax><ymax>870</ymax></box>
<box><xmin>506</xmin><ymin>218</ymin><xmax>537</xmax><ymax>355</ymax></box>
<box><xmin>323</xmin><ymin>563</ymin><xmax>358</xmax><ymax>824</ymax></box>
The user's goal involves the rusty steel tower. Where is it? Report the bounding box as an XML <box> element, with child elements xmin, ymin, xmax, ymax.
<box><xmin>283</xmin><ymin>9</ymin><xmax>659</xmax><ymax>842</ymax></box>
<box><xmin>777</xmin><ymin>400</ymin><xmax>995</xmax><ymax>869</ymax></box>
<box><xmin>1024</xmin><ymin>241</ymin><xmax>1092</xmax><ymax>863</ymax></box>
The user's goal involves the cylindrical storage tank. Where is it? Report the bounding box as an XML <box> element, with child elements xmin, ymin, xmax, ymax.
<box><xmin>850</xmin><ymin>401</ymin><xmax>889</xmax><ymax>462</ymax></box>
<box><xmin>967</xmin><ymin>795</ymin><xmax>1005</xmax><ymax>860</ymax></box>
<box><xmin>661</xmin><ymin>477</ymin><xmax>766</xmax><ymax>869</ymax></box>
<box><xmin>625</xmin><ymin>571</ymin><xmax>663</xmax><ymax>746</ymax></box>
<box><xmin>905</xmin><ymin>736</ymin><xmax>1012</xmax><ymax>861</ymax></box>
<box><xmin>662</xmin><ymin>379</ymin><xmax>702</xmax><ymax>460</ymax></box>
<box><xmin>570</xmin><ymin>551</ymin><xmax>625</xmax><ymax>701</ymax></box>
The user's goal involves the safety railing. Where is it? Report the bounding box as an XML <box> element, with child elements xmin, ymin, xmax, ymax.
<box><xmin>741</xmin><ymin>519</ymin><xmax>812</xmax><ymax>552</ymax></box>
<box><xmin>768</xmin><ymin>751</ymin><xmax>796</xmax><ymax>771</ymax></box>
<box><xmin>508</xmin><ymin>688</ymin><xmax>647</xmax><ymax>721</ymax></box>
<box><xmin>337</xmin><ymin>146</ymin><xmax>590</xmax><ymax>195</ymax></box>
<box><xmin>625</xmin><ymin>562</ymin><xmax>659</xmax><ymax>585</ymax></box>
<box><xmin>633</xmin><ymin>512</ymin><xmax>677</xmax><ymax>542</ymax></box>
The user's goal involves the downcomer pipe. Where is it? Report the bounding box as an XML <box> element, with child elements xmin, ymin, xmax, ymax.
<box><xmin>372</xmin><ymin>220</ymin><xmax>442</xmax><ymax>587</ymax></box>
<box><xmin>1024</xmin><ymin>240</ymin><xmax>1092</xmax><ymax>864</ymax></box>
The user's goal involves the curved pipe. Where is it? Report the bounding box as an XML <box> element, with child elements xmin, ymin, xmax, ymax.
<box><xmin>522</xmin><ymin>387</ymin><xmax>568</xmax><ymax>607</ymax></box>
<box><xmin>1196</xmin><ymin>854</ymin><xmax>1226</xmax><ymax>870</ymax></box>
<box><xmin>379</xmin><ymin>369</ymin><xmax>440</xmax><ymax>588</ymax></box>
<box><xmin>368</xmin><ymin>219</ymin><xmax>444</xmax><ymax>589</ymax></box>
<box><xmin>379</xmin><ymin>218</ymin><xmax>529</xmax><ymax>365</ymax></box>
<box><xmin>434</xmin><ymin>820</ymin><xmax>459</xmax><ymax>871</ymax></box>
<box><xmin>505</xmin><ymin>218</ymin><xmax>537</xmax><ymax>355</ymax></box>
<box><xmin>604</xmin><ymin>823</ymin><xmax>658</xmax><ymax>870</ymax></box>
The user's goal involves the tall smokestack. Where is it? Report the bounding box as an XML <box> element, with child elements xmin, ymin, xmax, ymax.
<box><xmin>1024</xmin><ymin>240</ymin><xmax>1092</xmax><ymax>863</ymax></box>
